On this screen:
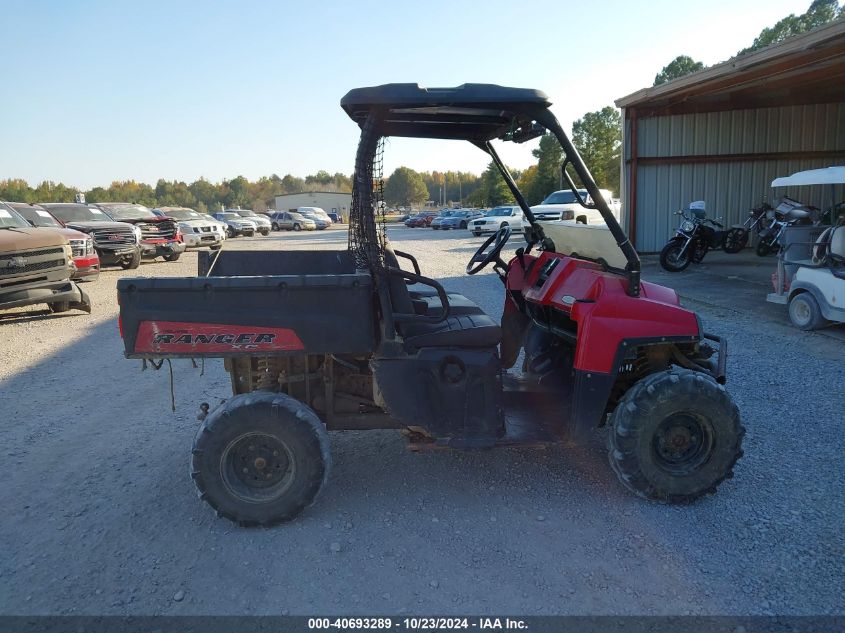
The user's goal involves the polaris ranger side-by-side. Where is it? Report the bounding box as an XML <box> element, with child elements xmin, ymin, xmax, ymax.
<box><xmin>117</xmin><ymin>84</ymin><xmax>744</xmax><ymax>526</ymax></box>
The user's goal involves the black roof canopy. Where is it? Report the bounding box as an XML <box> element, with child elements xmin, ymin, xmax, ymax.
<box><xmin>340</xmin><ymin>83</ymin><xmax>552</xmax><ymax>142</ymax></box>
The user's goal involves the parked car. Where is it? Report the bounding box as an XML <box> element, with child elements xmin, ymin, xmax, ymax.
<box><xmin>267</xmin><ymin>211</ymin><xmax>317</xmax><ymax>231</ymax></box>
<box><xmin>91</xmin><ymin>202</ymin><xmax>185</xmax><ymax>262</ymax></box>
<box><xmin>437</xmin><ymin>209</ymin><xmax>483</xmax><ymax>230</ymax></box>
<box><xmin>153</xmin><ymin>207</ymin><xmax>226</xmax><ymax>250</ymax></box>
<box><xmin>296</xmin><ymin>207</ymin><xmax>333</xmax><ymax>227</ymax></box>
<box><xmin>7</xmin><ymin>202</ymin><xmax>99</xmax><ymax>280</ymax></box>
<box><xmin>227</xmin><ymin>209</ymin><xmax>272</xmax><ymax>236</ymax></box>
<box><xmin>327</xmin><ymin>211</ymin><xmax>342</xmax><ymax>224</ymax></box>
<box><xmin>298</xmin><ymin>210</ymin><xmax>331</xmax><ymax>230</ymax></box>
<box><xmin>467</xmin><ymin>206</ymin><xmax>524</xmax><ymax>236</ymax></box>
<box><xmin>430</xmin><ymin>210</ymin><xmax>456</xmax><ymax>230</ymax></box>
<box><xmin>0</xmin><ymin>202</ymin><xmax>91</xmax><ymax>314</ymax></box>
<box><xmin>405</xmin><ymin>212</ymin><xmax>437</xmax><ymax>227</ymax></box>
<box><xmin>213</xmin><ymin>212</ymin><xmax>256</xmax><ymax>237</ymax></box>
<box><xmin>41</xmin><ymin>203</ymin><xmax>142</xmax><ymax>269</ymax></box>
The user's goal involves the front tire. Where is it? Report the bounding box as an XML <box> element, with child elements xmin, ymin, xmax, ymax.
<box><xmin>272</xmin><ymin>222</ymin><xmax>280</xmax><ymax>231</ymax></box>
<box><xmin>473</xmin><ymin>231</ymin><xmax>481</xmax><ymax>237</ymax></box>
<box><xmin>659</xmin><ymin>240</ymin><xmax>692</xmax><ymax>272</ymax></box>
<box><xmin>49</xmin><ymin>301</ymin><xmax>70</xmax><ymax>313</ymax></box>
<box><xmin>192</xmin><ymin>393</ymin><xmax>331</xmax><ymax>527</ymax></box>
<box><xmin>756</xmin><ymin>237</ymin><xmax>775</xmax><ymax>257</ymax></box>
<box><xmin>120</xmin><ymin>249</ymin><xmax>141</xmax><ymax>270</ymax></box>
<box><xmin>260</xmin><ymin>228</ymin><xmax>270</xmax><ymax>236</ymax></box>
<box><xmin>227</xmin><ymin>227</ymin><xmax>236</xmax><ymax>238</ymax></box>
<box><xmin>608</xmin><ymin>369</ymin><xmax>744</xmax><ymax>504</ymax></box>
<box><xmin>293</xmin><ymin>224</ymin><xmax>301</xmax><ymax>231</ymax></box>
<box><xmin>788</xmin><ymin>292</ymin><xmax>826</xmax><ymax>330</ymax></box>
<box><xmin>164</xmin><ymin>252</ymin><xmax>181</xmax><ymax>262</ymax></box>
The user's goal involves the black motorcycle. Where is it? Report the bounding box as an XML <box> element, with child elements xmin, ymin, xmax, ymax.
<box><xmin>660</xmin><ymin>203</ymin><xmax>743</xmax><ymax>272</ymax></box>
<box><xmin>755</xmin><ymin>197</ymin><xmax>814</xmax><ymax>257</ymax></box>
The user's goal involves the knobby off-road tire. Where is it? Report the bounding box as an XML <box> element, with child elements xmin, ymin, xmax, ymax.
<box><xmin>608</xmin><ymin>368</ymin><xmax>744</xmax><ymax>504</ymax></box>
<box><xmin>191</xmin><ymin>392</ymin><xmax>331</xmax><ymax>526</ymax></box>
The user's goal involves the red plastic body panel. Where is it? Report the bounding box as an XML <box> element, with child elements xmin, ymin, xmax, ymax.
<box><xmin>516</xmin><ymin>252</ymin><xmax>700</xmax><ymax>373</ymax></box>
<box><xmin>134</xmin><ymin>321</ymin><xmax>305</xmax><ymax>354</ymax></box>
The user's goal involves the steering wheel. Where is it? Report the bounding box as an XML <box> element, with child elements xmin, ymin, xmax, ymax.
<box><xmin>466</xmin><ymin>225</ymin><xmax>512</xmax><ymax>275</ymax></box>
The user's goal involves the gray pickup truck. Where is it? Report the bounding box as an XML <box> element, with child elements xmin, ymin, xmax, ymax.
<box><xmin>0</xmin><ymin>202</ymin><xmax>91</xmax><ymax>314</ymax></box>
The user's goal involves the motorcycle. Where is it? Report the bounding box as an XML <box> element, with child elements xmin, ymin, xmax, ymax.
<box><xmin>755</xmin><ymin>196</ymin><xmax>815</xmax><ymax>256</ymax></box>
<box><xmin>660</xmin><ymin>201</ymin><xmax>740</xmax><ymax>272</ymax></box>
<box><xmin>721</xmin><ymin>201</ymin><xmax>773</xmax><ymax>253</ymax></box>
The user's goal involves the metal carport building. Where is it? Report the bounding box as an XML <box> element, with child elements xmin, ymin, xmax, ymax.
<box><xmin>615</xmin><ymin>20</ymin><xmax>845</xmax><ymax>252</ymax></box>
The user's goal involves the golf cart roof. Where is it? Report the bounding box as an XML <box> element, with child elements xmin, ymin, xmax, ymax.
<box><xmin>340</xmin><ymin>83</ymin><xmax>551</xmax><ymax>141</ymax></box>
<box><xmin>771</xmin><ymin>166</ymin><xmax>845</xmax><ymax>187</ymax></box>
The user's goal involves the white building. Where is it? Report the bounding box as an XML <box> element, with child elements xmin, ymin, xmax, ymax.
<box><xmin>274</xmin><ymin>191</ymin><xmax>352</xmax><ymax>221</ymax></box>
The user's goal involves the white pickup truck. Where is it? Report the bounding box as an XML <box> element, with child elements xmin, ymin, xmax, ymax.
<box><xmin>525</xmin><ymin>188</ymin><xmax>620</xmax><ymax>230</ymax></box>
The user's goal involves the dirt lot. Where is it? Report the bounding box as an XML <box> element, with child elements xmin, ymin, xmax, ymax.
<box><xmin>1</xmin><ymin>227</ymin><xmax>843</xmax><ymax>615</ymax></box>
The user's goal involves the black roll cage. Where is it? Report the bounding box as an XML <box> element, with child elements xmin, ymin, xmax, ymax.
<box><xmin>342</xmin><ymin>85</ymin><xmax>641</xmax><ymax>297</ymax></box>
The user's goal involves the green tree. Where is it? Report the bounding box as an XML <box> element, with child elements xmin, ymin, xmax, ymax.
<box><xmin>524</xmin><ymin>133</ymin><xmax>564</xmax><ymax>204</ymax></box>
<box><xmin>653</xmin><ymin>55</ymin><xmax>705</xmax><ymax>86</ymax></box>
<box><xmin>384</xmin><ymin>167</ymin><xmax>429</xmax><ymax>207</ymax></box>
<box><xmin>571</xmin><ymin>106</ymin><xmax>622</xmax><ymax>195</ymax></box>
<box><xmin>738</xmin><ymin>0</ymin><xmax>843</xmax><ymax>55</ymax></box>
<box><xmin>481</xmin><ymin>161</ymin><xmax>513</xmax><ymax>207</ymax></box>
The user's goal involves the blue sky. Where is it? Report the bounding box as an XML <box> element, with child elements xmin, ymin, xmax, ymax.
<box><xmin>1</xmin><ymin>0</ymin><xmax>812</xmax><ymax>189</ymax></box>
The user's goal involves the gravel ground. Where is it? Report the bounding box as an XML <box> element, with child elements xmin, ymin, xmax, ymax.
<box><xmin>0</xmin><ymin>226</ymin><xmax>843</xmax><ymax>616</ymax></box>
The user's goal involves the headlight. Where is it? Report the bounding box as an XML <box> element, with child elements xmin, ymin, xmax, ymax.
<box><xmin>132</xmin><ymin>225</ymin><xmax>143</xmax><ymax>242</ymax></box>
<box><xmin>63</xmin><ymin>244</ymin><xmax>73</xmax><ymax>260</ymax></box>
<box><xmin>681</xmin><ymin>220</ymin><xmax>695</xmax><ymax>232</ymax></box>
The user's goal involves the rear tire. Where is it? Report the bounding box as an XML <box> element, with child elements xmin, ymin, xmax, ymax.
<box><xmin>210</xmin><ymin>244</ymin><xmax>222</xmax><ymax>251</ymax></box>
<box><xmin>272</xmin><ymin>222</ymin><xmax>280</xmax><ymax>231</ymax></box>
<box><xmin>460</xmin><ymin>221</ymin><xmax>467</xmax><ymax>229</ymax></box>
<box><xmin>659</xmin><ymin>240</ymin><xmax>692</xmax><ymax>272</ymax></box>
<box><xmin>473</xmin><ymin>231</ymin><xmax>481</xmax><ymax>237</ymax></box>
<box><xmin>260</xmin><ymin>229</ymin><xmax>270</xmax><ymax>236</ymax></box>
<box><xmin>788</xmin><ymin>292</ymin><xmax>826</xmax><ymax>330</ymax></box>
<box><xmin>293</xmin><ymin>224</ymin><xmax>301</xmax><ymax>231</ymax></box>
<box><xmin>192</xmin><ymin>393</ymin><xmax>331</xmax><ymax>527</ymax></box>
<box><xmin>227</xmin><ymin>227</ymin><xmax>235</xmax><ymax>238</ymax></box>
<box><xmin>120</xmin><ymin>250</ymin><xmax>141</xmax><ymax>270</ymax></box>
<box><xmin>608</xmin><ymin>368</ymin><xmax>744</xmax><ymax>504</ymax></box>
<box><xmin>722</xmin><ymin>228</ymin><xmax>748</xmax><ymax>253</ymax></box>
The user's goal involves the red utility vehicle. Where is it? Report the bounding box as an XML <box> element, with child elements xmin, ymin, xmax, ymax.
<box><xmin>117</xmin><ymin>84</ymin><xmax>743</xmax><ymax>526</ymax></box>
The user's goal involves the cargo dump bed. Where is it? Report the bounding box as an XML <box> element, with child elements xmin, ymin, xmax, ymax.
<box><xmin>118</xmin><ymin>250</ymin><xmax>375</xmax><ymax>358</ymax></box>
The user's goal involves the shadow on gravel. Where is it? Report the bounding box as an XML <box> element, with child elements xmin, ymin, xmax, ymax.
<box><xmin>0</xmin><ymin>309</ymin><xmax>83</xmax><ymax>325</ymax></box>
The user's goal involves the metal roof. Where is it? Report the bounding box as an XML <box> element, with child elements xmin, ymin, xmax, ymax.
<box><xmin>616</xmin><ymin>20</ymin><xmax>845</xmax><ymax>116</ymax></box>
<box><xmin>771</xmin><ymin>165</ymin><xmax>845</xmax><ymax>187</ymax></box>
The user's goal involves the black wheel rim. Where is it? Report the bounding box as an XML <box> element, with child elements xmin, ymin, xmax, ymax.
<box><xmin>221</xmin><ymin>433</ymin><xmax>296</xmax><ymax>502</ymax></box>
<box><xmin>651</xmin><ymin>413</ymin><xmax>714</xmax><ymax>475</ymax></box>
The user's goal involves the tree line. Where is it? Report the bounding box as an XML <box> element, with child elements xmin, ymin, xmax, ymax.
<box><xmin>0</xmin><ymin>171</ymin><xmax>353</xmax><ymax>214</ymax></box>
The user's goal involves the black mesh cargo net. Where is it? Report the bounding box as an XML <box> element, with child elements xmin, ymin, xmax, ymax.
<box><xmin>348</xmin><ymin>112</ymin><xmax>387</xmax><ymax>271</ymax></box>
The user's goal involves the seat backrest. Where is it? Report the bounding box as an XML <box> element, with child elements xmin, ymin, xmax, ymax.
<box><xmin>383</xmin><ymin>244</ymin><xmax>415</xmax><ymax>315</ymax></box>
<box><xmin>830</xmin><ymin>226</ymin><xmax>845</xmax><ymax>259</ymax></box>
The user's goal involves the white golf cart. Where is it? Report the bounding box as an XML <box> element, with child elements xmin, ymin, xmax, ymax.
<box><xmin>767</xmin><ymin>167</ymin><xmax>845</xmax><ymax>330</ymax></box>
